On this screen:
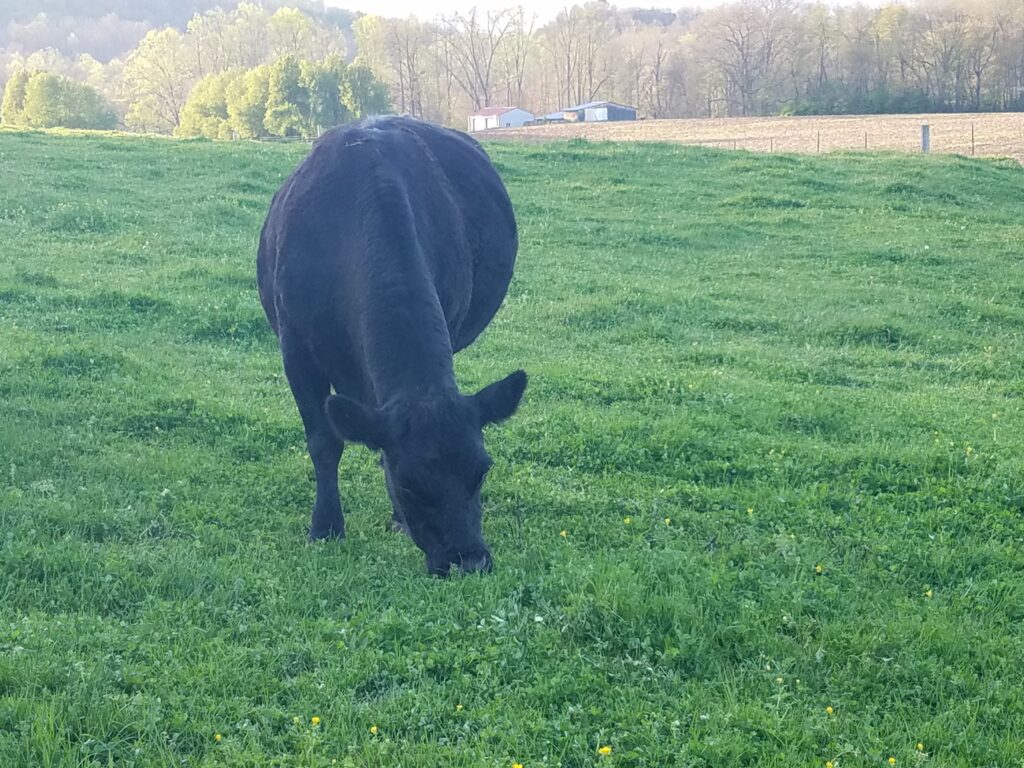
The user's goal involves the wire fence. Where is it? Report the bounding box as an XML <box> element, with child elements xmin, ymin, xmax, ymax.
<box><xmin>491</xmin><ymin>114</ymin><xmax>1024</xmax><ymax>164</ymax></box>
<box><xmin>687</xmin><ymin>122</ymin><xmax>1021</xmax><ymax>158</ymax></box>
<box><xmin>232</xmin><ymin>116</ymin><xmax>1024</xmax><ymax>165</ymax></box>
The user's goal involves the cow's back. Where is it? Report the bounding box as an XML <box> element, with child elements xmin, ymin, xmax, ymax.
<box><xmin>380</xmin><ymin>118</ymin><xmax>518</xmax><ymax>350</ymax></box>
<box><xmin>257</xmin><ymin>117</ymin><xmax>517</xmax><ymax>356</ymax></box>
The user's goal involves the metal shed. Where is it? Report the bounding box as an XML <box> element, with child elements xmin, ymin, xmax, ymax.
<box><xmin>561</xmin><ymin>101</ymin><xmax>637</xmax><ymax>122</ymax></box>
<box><xmin>467</xmin><ymin>107</ymin><xmax>535</xmax><ymax>132</ymax></box>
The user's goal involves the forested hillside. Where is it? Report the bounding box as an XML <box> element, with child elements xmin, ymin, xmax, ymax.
<box><xmin>3</xmin><ymin>1</ymin><xmax>1024</xmax><ymax>134</ymax></box>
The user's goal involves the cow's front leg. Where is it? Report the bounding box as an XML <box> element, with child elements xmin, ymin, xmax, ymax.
<box><xmin>379</xmin><ymin>455</ymin><xmax>410</xmax><ymax>536</ymax></box>
<box><xmin>282</xmin><ymin>336</ymin><xmax>345</xmax><ymax>540</ymax></box>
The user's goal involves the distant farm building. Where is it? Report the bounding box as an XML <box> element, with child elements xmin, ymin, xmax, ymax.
<box><xmin>551</xmin><ymin>101</ymin><xmax>638</xmax><ymax>123</ymax></box>
<box><xmin>467</xmin><ymin>107</ymin><xmax>535</xmax><ymax>132</ymax></box>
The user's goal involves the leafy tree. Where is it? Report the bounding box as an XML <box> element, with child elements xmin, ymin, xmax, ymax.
<box><xmin>226</xmin><ymin>2</ymin><xmax>273</xmax><ymax>70</ymax></box>
<box><xmin>354</xmin><ymin>15</ymin><xmax>431</xmax><ymax>117</ymax></box>
<box><xmin>186</xmin><ymin>8</ymin><xmax>238</xmax><ymax>77</ymax></box>
<box><xmin>301</xmin><ymin>57</ymin><xmax>349</xmax><ymax>135</ymax></box>
<box><xmin>122</xmin><ymin>28</ymin><xmax>194</xmax><ymax>133</ymax></box>
<box><xmin>66</xmin><ymin>78</ymin><xmax>118</xmax><ymax>129</ymax></box>
<box><xmin>22</xmin><ymin>72</ymin><xmax>67</xmax><ymax>127</ymax></box>
<box><xmin>269</xmin><ymin>7</ymin><xmax>318</xmax><ymax>59</ymax></box>
<box><xmin>342</xmin><ymin>65</ymin><xmax>391</xmax><ymax>119</ymax></box>
<box><xmin>0</xmin><ymin>67</ymin><xmax>30</xmax><ymax>125</ymax></box>
<box><xmin>226</xmin><ymin>64</ymin><xmax>271</xmax><ymax>139</ymax></box>
<box><xmin>177</xmin><ymin>69</ymin><xmax>241</xmax><ymax>139</ymax></box>
<box><xmin>263</xmin><ymin>55</ymin><xmax>306</xmax><ymax>137</ymax></box>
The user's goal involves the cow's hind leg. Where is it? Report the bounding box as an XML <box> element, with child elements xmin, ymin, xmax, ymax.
<box><xmin>282</xmin><ymin>336</ymin><xmax>345</xmax><ymax>541</ymax></box>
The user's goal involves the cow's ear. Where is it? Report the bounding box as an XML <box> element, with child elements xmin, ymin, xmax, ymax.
<box><xmin>471</xmin><ymin>370</ymin><xmax>527</xmax><ymax>427</ymax></box>
<box><xmin>325</xmin><ymin>395</ymin><xmax>389</xmax><ymax>451</ymax></box>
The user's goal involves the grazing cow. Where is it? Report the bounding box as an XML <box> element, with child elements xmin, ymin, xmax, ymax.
<box><xmin>257</xmin><ymin>116</ymin><xmax>527</xmax><ymax>576</ymax></box>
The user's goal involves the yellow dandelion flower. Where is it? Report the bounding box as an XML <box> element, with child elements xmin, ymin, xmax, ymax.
<box><xmin>815</xmin><ymin>564</ymin><xmax>824</xmax><ymax>575</ymax></box>
<box><xmin>747</xmin><ymin>507</ymin><xmax>754</xmax><ymax>515</ymax></box>
<box><xmin>214</xmin><ymin>733</ymin><xmax>222</xmax><ymax>743</ymax></box>
<box><xmin>513</xmin><ymin>763</ymin><xmax>524</xmax><ymax>768</ymax></box>
<box><xmin>598</xmin><ymin>745</ymin><xmax>613</xmax><ymax>756</ymax></box>
<box><xmin>925</xmin><ymin>589</ymin><xmax>933</xmax><ymax>599</ymax></box>
<box><xmin>889</xmin><ymin>758</ymin><xmax>896</xmax><ymax>766</ymax></box>
<box><xmin>775</xmin><ymin>677</ymin><xmax>783</xmax><ymax>684</ymax></box>
<box><xmin>292</xmin><ymin>716</ymin><xmax>300</xmax><ymax>725</ymax></box>
<box><xmin>369</xmin><ymin>725</ymin><xmax>379</xmax><ymax>736</ymax></box>
<box><xmin>664</xmin><ymin>517</ymin><xmax>671</xmax><ymax>525</ymax></box>
<box><xmin>559</xmin><ymin>530</ymin><xmax>567</xmax><ymax>538</ymax></box>
<box><xmin>916</xmin><ymin>743</ymin><xmax>925</xmax><ymax>752</ymax></box>
<box><xmin>455</xmin><ymin>703</ymin><xmax>463</xmax><ymax>711</ymax></box>
<box><xmin>825</xmin><ymin>706</ymin><xmax>834</xmax><ymax>715</ymax></box>
<box><xmin>311</xmin><ymin>716</ymin><xmax>320</xmax><ymax>726</ymax></box>
<box><xmin>825</xmin><ymin>762</ymin><xmax>833</xmax><ymax>768</ymax></box>
<box><xmin>965</xmin><ymin>446</ymin><xmax>974</xmax><ymax>455</ymax></box>
<box><xmin>623</xmin><ymin>516</ymin><xmax>632</xmax><ymax>525</ymax></box>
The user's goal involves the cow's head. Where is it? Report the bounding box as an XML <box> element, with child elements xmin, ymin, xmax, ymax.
<box><xmin>325</xmin><ymin>370</ymin><xmax>527</xmax><ymax>576</ymax></box>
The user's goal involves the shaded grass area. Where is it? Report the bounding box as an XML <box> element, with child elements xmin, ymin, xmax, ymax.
<box><xmin>1</xmin><ymin>129</ymin><xmax>1024</xmax><ymax>766</ymax></box>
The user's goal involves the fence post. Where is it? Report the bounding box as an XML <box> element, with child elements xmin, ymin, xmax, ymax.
<box><xmin>921</xmin><ymin>124</ymin><xmax>930</xmax><ymax>153</ymax></box>
<box><xmin>816</xmin><ymin>131</ymin><xmax>821</xmax><ymax>153</ymax></box>
<box><xmin>864</xmin><ymin>131</ymin><xmax>868</xmax><ymax>150</ymax></box>
<box><xmin>769</xmin><ymin>137</ymin><xmax>774</xmax><ymax>153</ymax></box>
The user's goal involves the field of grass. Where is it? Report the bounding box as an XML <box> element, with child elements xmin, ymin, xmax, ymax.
<box><xmin>2</xmin><ymin>128</ymin><xmax>1024</xmax><ymax>767</ymax></box>
<box><xmin>492</xmin><ymin>112</ymin><xmax>1024</xmax><ymax>165</ymax></box>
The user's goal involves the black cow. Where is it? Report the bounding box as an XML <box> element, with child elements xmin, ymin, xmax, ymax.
<box><xmin>257</xmin><ymin>116</ymin><xmax>527</xmax><ymax>576</ymax></box>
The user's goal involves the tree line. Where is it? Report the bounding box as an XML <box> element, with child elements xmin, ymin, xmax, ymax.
<box><xmin>0</xmin><ymin>2</ymin><xmax>381</xmax><ymax>137</ymax></box>
<box><xmin>3</xmin><ymin>0</ymin><xmax>1024</xmax><ymax>136</ymax></box>
<box><xmin>178</xmin><ymin>56</ymin><xmax>389</xmax><ymax>139</ymax></box>
<box><xmin>1</xmin><ymin>68</ymin><xmax>117</xmax><ymax>130</ymax></box>
<box><xmin>0</xmin><ymin>2</ymin><xmax>357</xmax><ymax>68</ymax></box>
<box><xmin>355</xmin><ymin>0</ymin><xmax>1024</xmax><ymax>125</ymax></box>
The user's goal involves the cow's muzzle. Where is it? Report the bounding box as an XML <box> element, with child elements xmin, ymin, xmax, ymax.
<box><xmin>427</xmin><ymin>548</ymin><xmax>493</xmax><ymax>577</ymax></box>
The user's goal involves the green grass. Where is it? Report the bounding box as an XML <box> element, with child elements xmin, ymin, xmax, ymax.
<box><xmin>2</xmin><ymin>127</ymin><xmax>1024</xmax><ymax>767</ymax></box>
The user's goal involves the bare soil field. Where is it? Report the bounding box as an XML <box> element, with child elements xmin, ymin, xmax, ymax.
<box><xmin>490</xmin><ymin>112</ymin><xmax>1024</xmax><ymax>163</ymax></box>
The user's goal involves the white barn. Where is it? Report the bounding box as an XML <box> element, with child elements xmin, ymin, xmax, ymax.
<box><xmin>467</xmin><ymin>107</ymin><xmax>534</xmax><ymax>132</ymax></box>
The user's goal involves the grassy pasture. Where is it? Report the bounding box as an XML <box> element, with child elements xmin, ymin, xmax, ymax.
<box><xmin>1</xmin><ymin>129</ymin><xmax>1024</xmax><ymax>767</ymax></box>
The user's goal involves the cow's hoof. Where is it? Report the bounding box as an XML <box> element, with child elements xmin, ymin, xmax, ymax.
<box><xmin>308</xmin><ymin>526</ymin><xmax>345</xmax><ymax>542</ymax></box>
<box><xmin>387</xmin><ymin>517</ymin><xmax>410</xmax><ymax>536</ymax></box>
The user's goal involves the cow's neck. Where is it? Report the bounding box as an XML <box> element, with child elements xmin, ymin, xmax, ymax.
<box><xmin>358</xmin><ymin>266</ymin><xmax>457</xmax><ymax>405</ymax></box>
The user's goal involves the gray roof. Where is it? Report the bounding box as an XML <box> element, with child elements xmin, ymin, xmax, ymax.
<box><xmin>562</xmin><ymin>100</ymin><xmax>636</xmax><ymax>112</ymax></box>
